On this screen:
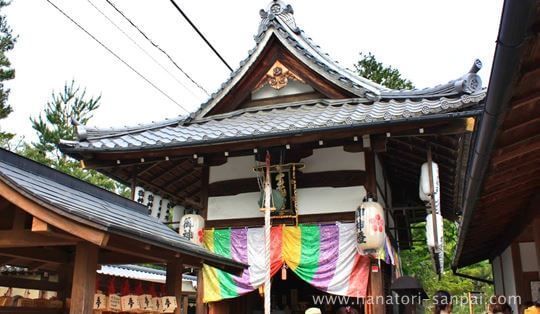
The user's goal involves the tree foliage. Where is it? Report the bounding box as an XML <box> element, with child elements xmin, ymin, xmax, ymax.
<box><xmin>0</xmin><ymin>0</ymin><xmax>16</xmax><ymax>147</ymax></box>
<box><xmin>21</xmin><ymin>81</ymin><xmax>129</xmax><ymax>196</ymax></box>
<box><xmin>354</xmin><ymin>52</ymin><xmax>414</xmax><ymax>90</ymax></box>
<box><xmin>401</xmin><ymin>221</ymin><xmax>493</xmax><ymax>313</ymax></box>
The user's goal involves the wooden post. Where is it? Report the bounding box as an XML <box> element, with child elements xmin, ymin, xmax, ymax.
<box><xmin>365</xmin><ymin>148</ymin><xmax>385</xmax><ymax>314</ymax></box>
<box><xmin>196</xmin><ymin>164</ymin><xmax>209</xmax><ymax>314</ymax></box>
<box><xmin>183</xmin><ymin>296</ymin><xmax>189</xmax><ymax>314</ymax></box>
<box><xmin>166</xmin><ymin>260</ymin><xmax>184</xmax><ymax>314</ymax></box>
<box><xmin>369</xmin><ymin>262</ymin><xmax>385</xmax><ymax>314</ymax></box>
<box><xmin>196</xmin><ymin>269</ymin><xmax>206</xmax><ymax>314</ymax></box>
<box><xmin>70</xmin><ymin>242</ymin><xmax>99</xmax><ymax>314</ymax></box>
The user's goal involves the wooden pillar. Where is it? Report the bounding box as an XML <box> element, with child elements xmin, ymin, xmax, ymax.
<box><xmin>196</xmin><ymin>164</ymin><xmax>209</xmax><ymax>314</ymax></box>
<box><xmin>166</xmin><ymin>260</ymin><xmax>184</xmax><ymax>314</ymax></box>
<box><xmin>57</xmin><ymin>262</ymin><xmax>73</xmax><ymax>314</ymax></box>
<box><xmin>196</xmin><ymin>269</ymin><xmax>206</xmax><ymax>314</ymax></box>
<box><xmin>69</xmin><ymin>242</ymin><xmax>99</xmax><ymax>314</ymax></box>
<box><xmin>365</xmin><ymin>148</ymin><xmax>385</xmax><ymax>314</ymax></box>
<box><xmin>369</xmin><ymin>262</ymin><xmax>385</xmax><ymax>314</ymax></box>
<box><xmin>183</xmin><ymin>296</ymin><xmax>189</xmax><ymax>314</ymax></box>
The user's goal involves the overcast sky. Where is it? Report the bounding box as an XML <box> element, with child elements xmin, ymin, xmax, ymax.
<box><xmin>2</xmin><ymin>0</ymin><xmax>503</xmax><ymax>141</ymax></box>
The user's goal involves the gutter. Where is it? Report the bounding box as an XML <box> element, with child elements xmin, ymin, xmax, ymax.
<box><xmin>452</xmin><ymin>269</ymin><xmax>494</xmax><ymax>285</ymax></box>
<box><xmin>452</xmin><ymin>0</ymin><xmax>535</xmax><ymax>269</ymax></box>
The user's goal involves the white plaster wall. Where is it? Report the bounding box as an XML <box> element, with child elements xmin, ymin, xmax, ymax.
<box><xmin>501</xmin><ymin>246</ymin><xmax>518</xmax><ymax>313</ymax></box>
<box><xmin>209</xmin><ymin>155</ymin><xmax>257</xmax><ymax>184</ymax></box>
<box><xmin>296</xmin><ymin>186</ymin><xmax>366</xmax><ymax>215</ymax></box>
<box><xmin>251</xmin><ymin>80</ymin><xmax>314</xmax><ymax>100</ymax></box>
<box><xmin>207</xmin><ymin>186</ymin><xmax>366</xmax><ymax>220</ymax></box>
<box><xmin>519</xmin><ymin>242</ymin><xmax>539</xmax><ymax>272</ymax></box>
<box><xmin>207</xmin><ymin>192</ymin><xmax>263</xmax><ymax>220</ymax></box>
<box><xmin>492</xmin><ymin>255</ymin><xmax>505</xmax><ymax>296</ymax></box>
<box><xmin>300</xmin><ymin>147</ymin><xmax>365</xmax><ymax>173</ymax></box>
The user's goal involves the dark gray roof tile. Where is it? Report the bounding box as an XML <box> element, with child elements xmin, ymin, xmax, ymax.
<box><xmin>0</xmin><ymin>149</ymin><xmax>246</xmax><ymax>273</ymax></box>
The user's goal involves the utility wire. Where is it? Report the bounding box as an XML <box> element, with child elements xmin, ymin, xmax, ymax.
<box><xmin>104</xmin><ymin>0</ymin><xmax>210</xmax><ymax>95</ymax></box>
<box><xmin>45</xmin><ymin>0</ymin><xmax>190</xmax><ymax>113</ymax></box>
<box><xmin>86</xmin><ymin>0</ymin><xmax>202</xmax><ymax>99</ymax></box>
<box><xmin>168</xmin><ymin>0</ymin><xmax>233</xmax><ymax>72</ymax></box>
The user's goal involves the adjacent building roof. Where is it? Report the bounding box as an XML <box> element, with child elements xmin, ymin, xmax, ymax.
<box><xmin>453</xmin><ymin>0</ymin><xmax>540</xmax><ymax>268</ymax></box>
<box><xmin>0</xmin><ymin>148</ymin><xmax>245</xmax><ymax>273</ymax></box>
<box><xmin>59</xmin><ymin>0</ymin><xmax>485</xmax><ymax>154</ymax></box>
<box><xmin>98</xmin><ymin>264</ymin><xmax>197</xmax><ymax>290</ymax></box>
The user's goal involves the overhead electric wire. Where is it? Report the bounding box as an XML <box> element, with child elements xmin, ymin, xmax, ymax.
<box><xmin>86</xmin><ymin>0</ymin><xmax>202</xmax><ymax>99</ymax></box>
<box><xmin>45</xmin><ymin>0</ymin><xmax>190</xmax><ymax>113</ymax></box>
<box><xmin>168</xmin><ymin>0</ymin><xmax>233</xmax><ymax>72</ymax></box>
<box><xmin>104</xmin><ymin>0</ymin><xmax>210</xmax><ymax>95</ymax></box>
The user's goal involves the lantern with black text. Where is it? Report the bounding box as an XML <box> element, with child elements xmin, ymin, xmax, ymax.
<box><xmin>356</xmin><ymin>198</ymin><xmax>386</xmax><ymax>253</ymax></box>
<box><xmin>179</xmin><ymin>214</ymin><xmax>205</xmax><ymax>246</ymax></box>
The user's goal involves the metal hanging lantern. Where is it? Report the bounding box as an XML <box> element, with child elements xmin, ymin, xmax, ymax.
<box><xmin>356</xmin><ymin>198</ymin><xmax>386</xmax><ymax>253</ymax></box>
<box><xmin>179</xmin><ymin>214</ymin><xmax>205</xmax><ymax>246</ymax></box>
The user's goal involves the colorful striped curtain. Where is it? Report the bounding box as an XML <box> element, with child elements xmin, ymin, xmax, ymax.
<box><xmin>202</xmin><ymin>223</ymin><xmax>372</xmax><ymax>303</ymax></box>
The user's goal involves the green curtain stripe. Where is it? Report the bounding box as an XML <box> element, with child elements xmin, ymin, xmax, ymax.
<box><xmin>294</xmin><ymin>225</ymin><xmax>320</xmax><ymax>283</ymax></box>
<box><xmin>213</xmin><ymin>229</ymin><xmax>238</xmax><ymax>298</ymax></box>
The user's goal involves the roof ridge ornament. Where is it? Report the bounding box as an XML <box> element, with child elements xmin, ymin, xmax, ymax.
<box><xmin>454</xmin><ymin>59</ymin><xmax>483</xmax><ymax>94</ymax></box>
<box><xmin>259</xmin><ymin>0</ymin><xmax>300</xmax><ymax>34</ymax></box>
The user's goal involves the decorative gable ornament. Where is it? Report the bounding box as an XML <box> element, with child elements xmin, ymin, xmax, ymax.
<box><xmin>255</xmin><ymin>60</ymin><xmax>305</xmax><ymax>90</ymax></box>
<box><xmin>356</xmin><ymin>198</ymin><xmax>386</xmax><ymax>253</ymax></box>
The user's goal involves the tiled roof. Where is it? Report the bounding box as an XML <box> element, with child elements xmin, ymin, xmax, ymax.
<box><xmin>60</xmin><ymin>0</ymin><xmax>486</xmax><ymax>153</ymax></box>
<box><xmin>60</xmin><ymin>93</ymin><xmax>485</xmax><ymax>152</ymax></box>
<box><xmin>192</xmin><ymin>0</ymin><xmax>484</xmax><ymax>118</ymax></box>
<box><xmin>98</xmin><ymin>264</ymin><xmax>197</xmax><ymax>286</ymax></box>
<box><xmin>0</xmin><ymin>149</ymin><xmax>245</xmax><ymax>272</ymax></box>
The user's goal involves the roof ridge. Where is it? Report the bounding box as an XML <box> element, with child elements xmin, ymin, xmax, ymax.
<box><xmin>191</xmin><ymin>98</ymin><xmax>370</xmax><ymax>123</ymax></box>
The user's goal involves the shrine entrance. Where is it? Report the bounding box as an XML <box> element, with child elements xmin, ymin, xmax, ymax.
<box><xmin>209</xmin><ymin>269</ymin><xmax>365</xmax><ymax>314</ymax></box>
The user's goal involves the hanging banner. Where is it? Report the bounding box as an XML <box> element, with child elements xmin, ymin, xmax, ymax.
<box><xmin>203</xmin><ymin>223</ymin><xmax>371</xmax><ymax>303</ymax></box>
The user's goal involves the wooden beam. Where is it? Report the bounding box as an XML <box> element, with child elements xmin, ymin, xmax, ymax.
<box><xmin>0</xmin><ymin>230</ymin><xmax>78</xmax><ymax>248</ymax></box>
<box><xmin>31</xmin><ymin>217</ymin><xmax>51</xmax><ymax>232</ymax></box>
<box><xmin>166</xmin><ymin>260</ymin><xmax>184</xmax><ymax>314</ymax></box>
<box><xmin>70</xmin><ymin>242</ymin><xmax>99</xmax><ymax>314</ymax></box>
<box><xmin>0</xmin><ymin>275</ymin><xmax>61</xmax><ymax>291</ymax></box>
<box><xmin>0</xmin><ymin>180</ymin><xmax>109</xmax><ymax>246</ymax></box>
<box><xmin>491</xmin><ymin>134</ymin><xmax>540</xmax><ymax>166</ymax></box>
<box><xmin>208</xmin><ymin>170</ymin><xmax>367</xmax><ymax>197</ymax></box>
<box><xmin>0</xmin><ymin>247</ymin><xmax>70</xmax><ymax>264</ymax></box>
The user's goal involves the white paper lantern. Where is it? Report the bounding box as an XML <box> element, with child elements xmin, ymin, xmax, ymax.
<box><xmin>356</xmin><ymin>199</ymin><xmax>386</xmax><ymax>253</ymax></box>
<box><xmin>179</xmin><ymin>214</ymin><xmax>205</xmax><ymax>245</ymax></box>
<box><xmin>419</xmin><ymin>162</ymin><xmax>441</xmax><ymax>215</ymax></box>
<box><xmin>425</xmin><ymin>213</ymin><xmax>444</xmax><ymax>249</ymax></box>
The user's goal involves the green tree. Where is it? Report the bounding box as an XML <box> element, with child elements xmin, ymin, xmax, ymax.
<box><xmin>21</xmin><ymin>81</ymin><xmax>129</xmax><ymax>196</ymax></box>
<box><xmin>355</xmin><ymin>52</ymin><xmax>414</xmax><ymax>90</ymax></box>
<box><xmin>401</xmin><ymin>221</ymin><xmax>493</xmax><ymax>313</ymax></box>
<box><xmin>0</xmin><ymin>0</ymin><xmax>16</xmax><ymax>147</ymax></box>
